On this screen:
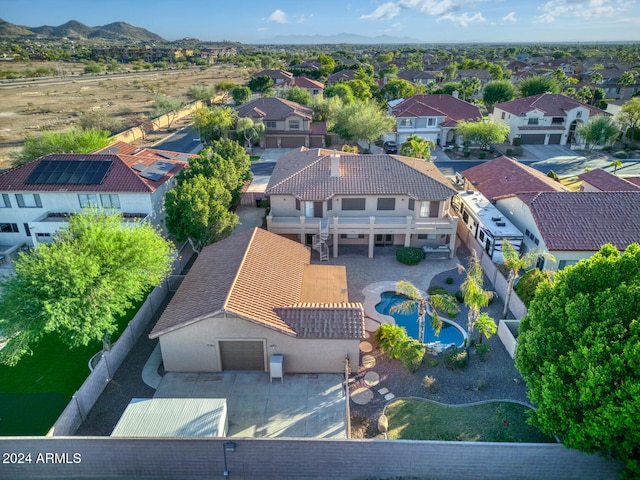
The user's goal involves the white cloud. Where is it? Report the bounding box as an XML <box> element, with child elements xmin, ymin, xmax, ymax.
<box><xmin>535</xmin><ymin>0</ymin><xmax>636</xmax><ymax>23</ymax></box>
<box><xmin>438</xmin><ymin>11</ymin><xmax>487</xmax><ymax>27</ymax></box>
<box><xmin>268</xmin><ymin>9</ymin><xmax>289</xmax><ymax>23</ymax></box>
<box><xmin>360</xmin><ymin>2</ymin><xmax>401</xmax><ymax>20</ymax></box>
<box><xmin>296</xmin><ymin>13</ymin><xmax>315</xmax><ymax>23</ymax></box>
<box><xmin>502</xmin><ymin>11</ymin><xmax>517</xmax><ymax>22</ymax></box>
<box><xmin>360</xmin><ymin>0</ymin><xmax>491</xmax><ymax>22</ymax></box>
<box><xmin>256</xmin><ymin>27</ymin><xmax>269</xmax><ymax>31</ymax></box>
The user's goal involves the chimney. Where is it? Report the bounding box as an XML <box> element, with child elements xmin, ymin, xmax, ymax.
<box><xmin>452</xmin><ymin>90</ymin><xmax>459</xmax><ymax>99</ymax></box>
<box><xmin>330</xmin><ymin>150</ymin><xmax>340</xmax><ymax>177</ymax></box>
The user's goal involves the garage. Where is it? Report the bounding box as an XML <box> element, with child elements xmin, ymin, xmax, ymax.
<box><xmin>219</xmin><ymin>340</ymin><xmax>265</xmax><ymax>370</ymax></box>
<box><xmin>548</xmin><ymin>134</ymin><xmax>562</xmax><ymax>144</ymax></box>
<box><xmin>519</xmin><ymin>134</ymin><xmax>546</xmax><ymax>144</ymax></box>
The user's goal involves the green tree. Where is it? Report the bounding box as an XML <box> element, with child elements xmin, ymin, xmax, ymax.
<box><xmin>379</xmin><ymin>64</ymin><xmax>399</xmax><ymax>80</ymax></box>
<box><xmin>247</xmin><ymin>75</ymin><xmax>274</xmax><ymax>94</ymax></box>
<box><xmin>590</xmin><ymin>72</ymin><xmax>603</xmax><ymax>106</ymax></box>
<box><xmin>381</xmin><ymin>79</ymin><xmax>416</xmax><ymax>101</ymax></box>
<box><xmin>611</xmin><ymin>159</ymin><xmax>623</xmax><ymax>174</ymax></box>
<box><xmin>235</xmin><ymin>117</ymin><xmax>265</xmax><ymax>149</ymax></box>
<box><xmin>0</xmin><ymin>210</ymin><xmax>175</xmax><ymax>365</ymax></box>
<box><xmin>78</xmin><ymin>110</ymin><xmax>123</xmax><ymax>135</ymax></box>
<box><xmin>458</xmin><ymin>250</ymin><xmax>496</xmax><ymax>348</ymax></box>
<box><xmin>483</xmin><ymin>80</ymin><xmax>516</xmax><ymax>107</ymax></box>
<box><xmin>165</xmin><ymin>175</ymin><xmax>238</xmax><ymax>251</ymax></box>
<box><xmin>193</xmin><ymin>106</ymin><xmax>237</xmax><ymax>144</ymax></box>
<box><xmin>619</xmin><ymin>71</ymin><xmax>637</xmax><ymax>101</ymax></box>
<box><xmin>151</xmin><ymin>94</ymin><xmax>184</xmax><ymax>128</ymax></box>
<box><xmin>518</xmin><ymin>76</ymin><xmax>560</xmax><ymax>97</ymax></box>
<box><xmin>83</xmin><ymin>61</ymin><xmax>102</xmax><ymax>74</ymax></box>
<box><xmin>331</xmin><ymin>100</ymin><xmax>395</xmax><ymax>151</ymax></box>
<box><xmin>488</xmin><ymin>63</ymin><xmax>503</xmax><ymax>80</ymax></box>
<box><xmin>400</xmin><ymin>135</ymin><xmax>435</xmax><ymax>160</ymax></box>
<box><xmin>617</xmin><ymin>97</ymin><xmax>640</xmax><ymax>142</ymax></box>
<box><xmin>318</xmin><ymin>54</ymin><xmax>335</xmax><ymax>77</ymax></box>
<box><xmin>17</xmin><ymin>128</ymin><xmax>111</xmax><ymax>166</ymax></box>
<box><xmin>215</xmin><ymin>81</ymin><xmax>237</xmax><ymax>103</ymax></box>
<box><xmin>231</xmin><ymin>85</ymin><xmax>251</xmax><ymax>106</ymax></box>
<box><xmin>308</xmin><ymin>95</ymin><xmax>342</xmax><ymax>129</ymax></box>
<box><xmin>187</xmin><ymin>84</ymin><xmax>216</xmax><ymax>103</ymax></box>
<box><xmin>515</xmin><ymin>244</ymin><xmax>640</xmax><ymax>476</ymax></box>
<box><xmin>501</xmin><ymin>239</ymin><xmax>555</xmax><ymax>319</ymax></box>
<box><xmin>577</xmin><ymin>114</ymin><xmax>620</xmax><ymax>149</ymax></box>
<box><xmin>455</xmin><ymin>119</ymin><xmax>510</xmax><ymax>150</ymax></box>
<box><xmin>346</xmin><ymin>79</ymin><xmax>372</xmax><ymax>101</ymax></box>
<box><xmin>284</xmin><ymin>86</ymin><xmax>312</xmax><ymax>106</ymax></box>
<box><xmin>391</xmin><ymin>280</ymin><xmax>458</xmax><ymax>344</ymax></box>
<box><xmin>442</xmin><ymin>62</ymin><xmax>457</xmax><ymax>81</ymax></box>
<box><xmin>325</xmin><ymin>83</ymin><xmax>356</xmax><ymax>104</ymax></box>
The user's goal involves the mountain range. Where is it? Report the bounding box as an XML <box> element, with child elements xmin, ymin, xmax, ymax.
<box><xmin>0</xmin><ymin>19</ymin><xmax>165</xmax><ymax>43</ymax></box>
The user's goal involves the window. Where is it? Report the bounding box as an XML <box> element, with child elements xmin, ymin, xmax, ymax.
<box><xmin>377</xmin><ymin>198</ymin><xmax>395</xmax><ymax>211</ymax></box>
<box><xmin>0</xmin><ymin>223</ymin><xmax>19</xmax><ymax>233</ymax></box>
<box><xmin>576</xmin><ymin>111</ymin><xmax>582</xmax><ymax>118</ymax></box>
<box><xmin>78</xmin><ymin>194</ymin><xmax>99</xmax><ymax>208</ymax></box>
<box><xmin>427</xmin><ymin>118</ymin><xmax>436</xmax><ymax>126</ymax></box>
<box><xmin>295</xmin><ymin>198</ymin><xmax>300</xmax><ymax>211</ymax></box>
<box><xmin>265</xmin><ymin>121</ymin><xmax>276</xmax><ymax>129</ymax></box>
<box><xmin>327</xmin><ymin>198</ymin><xmax>332</xmax><ymax>211</ymax></box>
<box><xmin>289</xmin><ymin>120</ymin><xmax>300</xmax><ymax>130</ymax></box>
<box><xmin>0</xmin><ymin>194</ymin><xmax>11</xmax><ymax>208</ymax></box>
<box><xmin>342</xmin><ymin>198</ymin><xmax>366</xmax><ymax>211</ymax></box>
<box><xmin>479</xmin><ymin>231</ymin><xmax>485</xmax><ymax>242</ymax></box>
<box><xmin>501</xmin><ymin>112</ymin><xmax>505</xmax><ymax>120</ymax></box>
<box><xmin>551</xmin><ymin>117</ymin><xmax>564</xmax><ymax>125</ymax></box>
<box><xmin>341</xmin><ymin>234</ymin><xmax>364</xmax><ymax>239</ymax></box>
<box><xmin>408</xmin><ymin>198</ymin><xmax>415</xmax><ymax>211</ymax></box>
<box><xmin>101</xmin><ymin>194</ymin><xmax>120</xmax><ymax>209</ymax></box>
<box><xmin>420</xmin><ymin>201</ymin><xmax>439</xmax><ymax>217</ymax></box>
<box><xmin>15</xmin><ymin>194</ymin><xmax>42</xmax><ymax>208</ymax></box>
<box><xmin>525</xmin><ymin>228</ymin><xmax>530</xmax><ymax>237</ymax></box>
<box><xmin>527</xmin><ymin>117</ymin><xmax>539</xmax><ymax>125</ymax></box>
<box><xmin>462</xmin><ymin>210</ymin><xmax>470</xmax><ymax>224</ymax></box>
<box><xmin>24</xmin><ymin>223</ymin><xmax>31</xmax><ymax>237</ymax></box>
<box><xmin>400</xmin><ymin>118</ymin><xmax>413</xmax><ymax>127</ymax></box>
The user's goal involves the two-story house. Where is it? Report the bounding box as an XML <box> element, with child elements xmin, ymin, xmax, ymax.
<box><xmin>236</xmin><ymin>97</ymin><xmax>326</xmax><ymax>149</ymax></box>
<box><xmin>252</xmin><ymin>69</ymin><xmax>293</xmax><ymax>86</ymax></box>
<box><xmin>291</xmin><ymin>76</ymin><xmax>324</xmax><ymax>96</ymax></box>
<box><xmin>0</xmin><ymin>142</ymin><xmax>187</xmax><ymax>253</ymax></box>
<box><xmin>265</xmin><ymin>148</ymin><xmax>458</xmax><ymax>259</ymax></box>
<box><xmin>389</xmin><ymin>94</ymin><xmax>483</xmax><ymax>146</ymax></box>
<box><xmin>490</xmin><ymin>93</ymin><xmax>610</xmax><ymax>146</ymax></box>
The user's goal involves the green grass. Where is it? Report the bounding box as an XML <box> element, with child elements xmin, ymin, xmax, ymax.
<box><xmin>249</xmin><ymin>155</ymin><xmax>260</xmax><ymax>161</ymax></box>
<box><xmin>0</xmin><ymin>297</ymin><xmax>146</xmax><ymax>435</ymax></box>
<box><xmin>386</xmin><ymin>399</ymin><xmax>555</xmax><ymax>443</ymax></box>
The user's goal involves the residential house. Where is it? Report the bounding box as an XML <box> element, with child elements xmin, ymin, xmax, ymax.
<box><xmin>0</xmin><ymin>141</ymin><xmax>187</xmax><ymax>252</ymax></box>
<box><xmin>291</xmin><ymin>76</ymin><xmax>324</xmax><ymax>96</ymax></box>
<box><xmin>389</xmin><ymin>94</ymin><xmax>482</xmax><ymax>145</ymax></box>
<box><xmin>326</xmin><ymin>69</ymin><xmax>357</xmax><ymax>86</ymax></box>
<box><xmin>149</xmin><ymin>227</ymin><xmax>364</xmax><ymax>373</ymax></box>
<box><xmin>236</xmin><ymin>97</ymin><xmax>326</xmax><ymax>149</ymax></box>
<box><xmin>265</xmin><ymin>148</ymin><xmax>458</xmax><ymax>259</ymax></box>
<box><xmin>252</xmin><ymin>69</ymin><xmax>293</xmax><ymax>86</ymax></box>
<box><xmin>494</xmin><ymin>192</ymin><xmax>640</xmax><ymax>270</ymax></box>
<box><xmin>577</xmin><ymin>168</ymin><xmax>640</xmax><ymax>192</ymax></box>
<box><xmin>397</xmin><ymin>69</ymin><xmax>438</xmax><ymax>86</ymax></box>
<box><xmin>490</xmin><ymin>93</ymin><xmax>610</xmax><ymax>146</ymax></box>
<box><xmin>456</xmin><ymin>69</ymin><xmax>493</xmax><ymax>97</ymax></box>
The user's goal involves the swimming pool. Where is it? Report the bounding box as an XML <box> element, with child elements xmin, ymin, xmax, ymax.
<box><xmin>375</xmin><ymin>291</ymin><xmax>465</xmax><ymax>346</ymax></box>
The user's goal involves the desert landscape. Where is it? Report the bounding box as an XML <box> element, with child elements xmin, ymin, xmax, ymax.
<box><xmin>0</xmin><ymin>62</ymin><xmax>250</xmax><ymax>168</ymax></box>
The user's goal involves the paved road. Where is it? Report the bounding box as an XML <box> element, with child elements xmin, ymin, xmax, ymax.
<box><xmin>151</xmin><ymin>125</ymin><xmax>202</xmax><ymax>154</ymax></box>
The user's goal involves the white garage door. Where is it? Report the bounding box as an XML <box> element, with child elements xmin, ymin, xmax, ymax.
<box><xmin>219</xmin><ymin>341</ymin><xmax>265</xmax><ymax>371</ymax></box>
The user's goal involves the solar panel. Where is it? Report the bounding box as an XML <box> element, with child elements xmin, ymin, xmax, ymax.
<box><xmin>156</xmin><ymin>151</ymin><xmax>176</xmax><ymax>160</ymax></box>
<box><xmin>132</xmin><ymin>163</ymin><xmax>147</xmax><ymax>172</ymax></box>
<box><xmin>26</xmin><ymin>160</ymin><xmax>113</xmax><ymax>185</ymax></box>
<box><xmin>138</xmin><ymin>161</ymin><xmax>175</xmax><ymax>181</ymax></box>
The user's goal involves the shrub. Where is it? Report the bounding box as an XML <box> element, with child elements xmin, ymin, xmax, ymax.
<box><xmin>443</xmin><ymin>347</ymin><xmax>469</xmax><ymax>369</ymax></box>
<box><xmin>427</xmin><ymin>357</ymin><xmax>439</xmax><ymax>367</ymax></box>
<box><xmin>478</xmin><ymin>151</ymin><xmax>487</xmax><ymax>160</ymax></box>
<box><xmin>506</xmin><ymin>148</ymin><xmax>513</xmax><ymax>156</ymax></box>
<box><xmin>445</xmin><ymin>277</ymin><xmax>454</xmax><ymax>285</ymax></box>
<box><xmin>546</xmin><ymin>169</ymin><xmax>559</xmax><ymax>181</ymax></box>
<box><xmin>475</xmin><ymin>343</ymin><xmax>490</xmax><ymax>362</ymax></box>
<box><xmin>602</xmin><ymin>145</ymin><xmax>613</xmax><ymax>152</ymax></box>
<box><xmin>454</xmin><ymin>290</ymin><xmax>464</xmax><ymax>303</ymax></box>
<box><xmin>423</xmin><ymin>375</ymin><xmax>438</xmax><ymax>393</ymax></box>
<box><xmin>427</xmin><ymin>286</ymin><xmax>449</xmax><ymax>296</ymax></box>
<box><xmin>374</xmin><ymin>324</ymin><xmax>424</xmax><ymax>373</ymax></box>
<box><xmin>514</xmin><ymin>268</ymin><xmax>552</xmax><ymax>308</ymax></box>
<box><xmin>614</xmin><ymin>150</ymin><xmax>629</xmax><ymax>159</ymax></box>
<box><xmin>396</xmin><ymin>247</ymin><xmax>423</xmax><ymax>265</ymax></box>
<box><xmin>463</xmin><ymin>148</ymin><xmax>471</xmax><ymax>158</ymax></box>
<box><xmin>513</xmin><ymin>146</ymin><xmax>524</xmax><ymax>156</ymax></box>
<box><xmin>399</xmin><ymin>339</ymin><xmax>426</xmax><ymax>373</ymax></box>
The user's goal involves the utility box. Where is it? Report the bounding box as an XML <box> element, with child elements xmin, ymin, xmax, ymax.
<box><xmin>270</xmin><ymin>354</ymin><xmax>283</xmax><ymax>383</ymax></box>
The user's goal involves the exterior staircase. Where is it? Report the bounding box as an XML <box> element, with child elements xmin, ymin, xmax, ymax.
<box><xmin>312</xmin><ymin>220</ymin><xmax>330</xmax><ymax>261</ymax></box>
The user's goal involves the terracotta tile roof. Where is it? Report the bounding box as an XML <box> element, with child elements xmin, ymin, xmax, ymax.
<box><xmin>626</xmin><ymin>177</ymin><xmax>640</xmax><ymax>187</ymax></box>
<box><xmin>391</xmin><ymin>94</ymin><xmax>482</xmax><ymax>126</ymax></box>
<box><xmin>236</xmin><ymin>97</ymin><xmax>312</xmax><ymax>121</ymax></box>
<box><xmin>150</xmin><ymin>228</ymin><xmax>364</xmax><ymax>339</ymax></box>
<box><xmin>515</xmin><ymin>192</ymin><xmax>640</xmax><ymax>251</ymax></box>
<box><xmin>253</xmin><ymin>69</ymin><xmax>293</xmax><ymax>80</ymax></box>
<box><xmin>266</xmin><ymin>148</ymin><xmax>456</xmax><ymax>201</ymax></box>
<box><xmin>293</xmin><ymin>77</ymin><xmax>324</xmax><ymax>89</ymax></box>
<box><xmin>493</xmin><ymin>93</ymin><xmax>610</xmax><ymax>118</ymax></box>
<box><xmin>461</xmin><ymin>156</ymin><xmax>568</xmax><ymax>202</ymax></box>
<box><xmin>0</xmin><ymin>149</ymin><xmax>185</xmax><ymax>193</ymax></box>
<box><xmin>327</xmin><ymin>70</ymin><xmax>356</xmax><ymax>83</ymax></box>
<box><xmin>577</xmin><ymin>168</ymin><xmax>640</xmax><ymax>192</ymax></box>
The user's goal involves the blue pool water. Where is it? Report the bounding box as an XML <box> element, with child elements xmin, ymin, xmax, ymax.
<box><xmin>375</xmin><ymin>291</ymin><xmax>465</xmax><ymax>346</ymax></box>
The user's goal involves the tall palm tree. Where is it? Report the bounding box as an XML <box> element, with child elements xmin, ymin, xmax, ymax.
<box><xmin>399</xmin><ymin>135</ymin><xmax>436</xmax><ymax>160</ymax></box>
<box><xmin>501</xmin><ymin>239</ymin><xmax>555</xmax><ymax>319</ymax></box>
<box><xmin>458</xmin><ymin>250</ymin><xmax>496</xmax><ymax>350</ymax></box>
<box><xmin>590</xmin><ymin>72</ymin><xmax>603</xmax><ymax>106</ymax></box>
<box><xmin>611</xmin><ymin>159</ymin><xmax>623</xmax><ymax>174</ymax></box>
<box><xmin>391</xmin><ymin>280</ymin><xmax>458</xmax><ymax>343</ymax></box>
<box><xmin>619</xmin><ymin>71</ymin><xmax>636</xmax><ymax>100</ymax></box>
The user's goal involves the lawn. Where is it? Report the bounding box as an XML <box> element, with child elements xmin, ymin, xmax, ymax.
<box><xmin>0</xmin><ymin>297</ymin><xmax>145</xmax><ymax>436</ymax></box>
<box><xmin>385</xmin><ymin>399</ymin><xmax>555</xmax><ymax>443</ymax></box>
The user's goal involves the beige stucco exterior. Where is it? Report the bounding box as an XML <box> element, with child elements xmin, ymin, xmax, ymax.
<box><xmin>158</xmin><ymin>313</ymin><xmax>360</xmax><ymax>374</ymax></box>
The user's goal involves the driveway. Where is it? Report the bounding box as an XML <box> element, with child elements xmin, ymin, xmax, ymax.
<box><xmin>154</xmin><ymin>372</ymin><xmax>347</xmax><ymax>438</ymax></box>
<box><xmin>523</xmin><ymin>144</ymin><xmax>585</xmax><ymax>162</ymax></box>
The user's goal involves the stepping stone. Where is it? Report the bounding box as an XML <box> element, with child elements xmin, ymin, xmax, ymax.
<box><xmin>365</xmin><ymin>317</ymin><xmax>381</xmax><ymax>332</ymax></box>
<box><xmin>361</xmin><ymin>354</ymin><xmax>376</xmax><ymax>369</ymax></box>
<box><xmin>384</xmin><ymin>393</ymin><xmax>395</xmax><ymax>401</ymax></box>
<box><xmin>363</xmin><ymin>371</ymin><xmax>379</xmax><ymax>387</ymax></box>
<box><xmin>359</xmin><ymin>341</ymin><xmax>373</xmax><ymax>353</ymax></box>
<box><xmin>351</xmin><ymin>387</ymin><xmax>374</xmax><ymax>405</ymax></box>
<box><xmin>363</xmin><ymin>330</ymin><xmax>370</xmax><ymax>339</ymax></box>
<box><xmin>378</xmin><ymin>387</ymin><xmax>389</xmax><ymax>395</ymax></box>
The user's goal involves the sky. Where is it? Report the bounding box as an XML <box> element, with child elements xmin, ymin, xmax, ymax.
<box><xmin>2</xmin><ymin>0</ymin><xmax>639</xmax><ymax>43</ymax></box>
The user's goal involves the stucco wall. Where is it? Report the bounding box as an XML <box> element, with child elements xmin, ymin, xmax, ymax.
<box><xmin>159</xmin><ymin>314</ymin><xmax>360</xmax><ymax>374</ymax></box>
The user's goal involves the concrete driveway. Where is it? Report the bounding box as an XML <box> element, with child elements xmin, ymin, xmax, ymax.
<box><xmin>154</xmin><ymin>372</ymin><xmax>347</xmax><ymax>439</ymax></box>
<box><xmin>523</xmin><ymin>144</ymin><xmax>585</xmax><ymax>162</ymax></box>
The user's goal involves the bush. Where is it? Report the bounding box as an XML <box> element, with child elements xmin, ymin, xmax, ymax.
<box><xmin>399</xmin><ymin>339</ymin><xmax>426</xmax><ymax>373</ymax></box>
<box><xmin>463</xmin><ymin>148</ymin><xmax>471</xmax><ymax>158</ymax></box>
<box><xmin>427</xmin><ymin>357</ymin><xmax>439</xmax><ymax>367</ymax></box>
<box><xmin>602</xmin><ymin>145</ymin><xmax>613</xmax><ymax>152</ymax></box>
<box><xmin>478</xmin><ymin>151</ymin><xmax>487</xmax><ymax>160</ymax></box>
<box><xmin>513</xmin><ymin>146</ymin><xmax>524</xmax><ymax>156</ymax></box>
<box><xmin>546</xmin><ymin>169</ymin><xmax>559</xmax><ymax>181</ymax></box>
<box><xmin>514</xmin><ymin>268</ymin><xmax>552</xmax><ymax>308</ymax></box>
<box><xmin>374</xmin><ymin>324</ymin><xmax>425</xmax><ymax>373</ymax></box>
<box><xmin>454</xmin><ymin>290</ymin><xmax>464</xmax><ymax>303</ymax></box>
<box><xmin>443</xmin><ymin>347</ymin><xmax>469</xmax><ymax>369</ymax></box>
<box><xmin>506</xmin><ymin>148</ymin><xmax>513</xmax><ymax>156</ymax></box>
<box><xmin>427</xmin><ymin>286</ymin><xmax>449</xmax><ymax>296</ymax></box>
<box><xmin>614</xmin><ymin>150</ymin><xmax>629</xmax><ymax>159</ymax></box>
<box><xmin>396</xmin><ymin>247</ymin><xmax>423</xmax><ymax>265</ymax></box>
<box><xmin>475</xmin><ymin>343</ymin><xmax>490</xmax><ymax>362</ymax></box>
<box><xmin>445</xmin><ymin>277</ymin><xmax>454</xmax><ymax>285</ymax></box>
<box><xmin>423</xmin><ymin>375</ymin><xmax>438</xmax><ymax>393</ymax></box>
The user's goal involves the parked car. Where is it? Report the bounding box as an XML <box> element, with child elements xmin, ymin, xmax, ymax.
<box><xmin>383</xmin><ymin>141</ymin><xmax>398</xmax><ymax>154</ymax></box>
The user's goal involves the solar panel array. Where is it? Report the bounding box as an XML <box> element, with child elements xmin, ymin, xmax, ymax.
<box><xmin>137</xmin><ymin>161</ymin><xmax>176</xmax><ymax>181</ymax></box>
<box><xmin>25</xmin><ymin>160</ymin><xmax>113</xmax><ymax>185</ymax></box>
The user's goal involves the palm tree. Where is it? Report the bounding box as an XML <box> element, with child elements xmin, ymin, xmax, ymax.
<box><xmin>474</xmin><ymin>313</ymin><xmax>497</xmax><ymax>344</ymax></box>
<box><xmin>501</xmin><ymin>239</ymin><xmax>555</xmax><ymax>319</ymax></box>
<box><xmin>458</xmin><ymin>250</ymin><xmax>496</xmax><ymax>350</ymax></box>
<box><xmin>399</xmin><ymin>135</ymin><xmax>436</xmax><ymax>160</ymax></box>
<box><xmin>391</xmin><ymin>280</ymin><xmax>458</xmax><ymax>343</ymax></box>
<box><xmin>619</xmin><ymin>71</ymin><xmax>636</xmax><ymax>100</ymax></box>
<box><xmin>590</xmin><ymin>72</ymin><xmax>603</xmax><ymax>106</ymax></box>
<box><xmin>611</xmin><ymin>159</ymin><xmax>623</xmax><ymax>174</ymax></box>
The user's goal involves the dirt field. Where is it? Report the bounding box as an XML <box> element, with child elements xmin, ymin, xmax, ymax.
<box><xmin>0</xmin><ymin>61</ymin><xmax>250</xmax><ymax>168</ymax></box>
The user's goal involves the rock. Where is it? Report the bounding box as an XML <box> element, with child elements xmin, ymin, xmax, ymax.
<box><xmin>378</xmin><ymin>414</ymin><xmax>388</xmax><ymax>433</ymax></box>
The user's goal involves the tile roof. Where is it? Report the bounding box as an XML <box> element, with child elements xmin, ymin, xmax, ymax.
<box><xmin>150</xmin><ymin>228</ymin><xmax>364</xmax><ymax>339</ymax></box>
<box><xmin>293</xmin><ymin>76</ymin><xmax>324</xmax><ymax>89</ymax></box>
<box><xmin>236</xmin><ymin>97</ymin><xmax>312</xmax><ymax>121</ymax></box>
<box><xmin>493</xmin><ymin>93</ymin><xmax>610</xmax><ymax>118</ymax></box>
<box><xmin>327</xmin><ymin>70</ymin><xmax>356</xmax><ymax>83</ymax></box>
<box><xmin>266</xmin><ymin>148</ymin><xmax>456</xmax><ymax>201</ymax></box>
<box><xmin>515</xmin><ymin>191</ymin><xmax>640</xmax><ymax>251</ymax></box>
<box><xmin>253</xmin><ymin>69</ymin><xmax>293</xmax><ymax>80</ymax></box>
<box><xmin>0</xmin><ymin>146</ymin><xmax>186</xmax><ymax>193</ymax></box>
<box><xmin>391</xmin><ymin>94</ymin><xmax>482</xmax><ymax>126</ymax></box>
<box><xmin>577</xmin><ymin>168</ymin><xmax>640</xmax><ymax>192</ymax></box>
<box><xmin>461</xmin><ymin>156</ymin><xmax>568</xmax><ymax>202</ymax></box>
